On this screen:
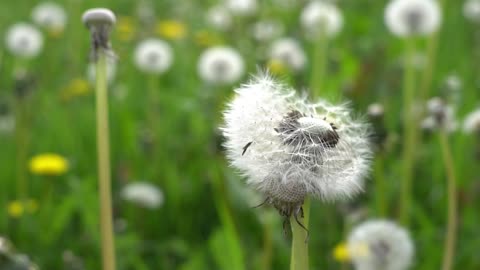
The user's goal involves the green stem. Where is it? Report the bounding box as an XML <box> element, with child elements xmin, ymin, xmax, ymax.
<box><xmin>374</xmin><ymin>154</ymin><xmax>387</xmax><ymax>216</ymax></box>
<box><xmin>310</xmin><ymin>31</ymin><xmax>328</xmax><ymax>100</ymax></box>
<box><xmin>290</xmin><ymin>197</ymin><xmax>310</xmax><ymax>270</ymax></box>
<box><xmin>418</xmin><ymin>33</ymin><xmax>438</xmax><ymax>102</ymax></box>
<box><xmin>399</xmin><ymin>38</ymin><xmax>416</xmax><ymax>226</ymax></box>
<box><xmin>95</xmin><ymin>51</ymin><xmax>117</xmax><ymax>270</ymax></box>
<box><xmin>261</xmin><ymin>220</ymin><xmax>273</xmax><ymax>270</ymax></box>
<box><xmin>439</xmin><ymin>132</ymin><xmax>457</xmax><ymax>270</ymax></box>
<box><xmin>14</xmin><ymin>98</ymin><xmax>28</xmax><ymax>202</ymax></box>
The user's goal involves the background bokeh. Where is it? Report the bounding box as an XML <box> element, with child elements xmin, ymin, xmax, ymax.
<box><xmin>0</xmin><ymin>0</ymin><xmax>479</xmax><ymax>269</ymax></box>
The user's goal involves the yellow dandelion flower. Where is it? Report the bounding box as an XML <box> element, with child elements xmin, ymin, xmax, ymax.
<box><xmin>61</xmin><ymin>78</ymin><xmax>91</xmax><ymax>101</ymax></box>
<box><xmin>116</xmin><ymin>16</ymin><xmax>136</xmax><ymax>42</ymax></box>
<box><xmin>7</xmin><ymin>201</ymin><xmax>24</xmax><ymax>218</ymax></box>
<box><xmin>267</xmin><ymin>59</ymin><xmax>288</xmax><ymax>75</ymax></box>
<box><xmin>333</xmin><ymin>242</ymin><xmax>350</xmax><ymax>262</ymax></box>
<box><xmin>156</xmin><ymin>20</ymin><xmax>187</xmax><ymax>40</ymax></box>
<box><xmin>29</xmin><ymin>153</ymin><xmax>68</xmax><ymax>176</ymax></box>
<box><xmin>48</xmin><ymin>28</ymin><xmax>64</xmax><ymax>39</ymax></box>
<box><xmin>194</xmin><ymin>30</ymin><xmax>222</xmax><ymax>47</ymax></box>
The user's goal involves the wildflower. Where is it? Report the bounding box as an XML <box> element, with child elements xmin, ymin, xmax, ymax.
<box><xmin>222</xmin><ymin>75</ymin><xmax>372</xmax><ymax>220</ymax></box>
<box><xmin>5</xmin><ymin>23</ymin><xmax>44</xmax><ymax>58</ymax></box>
<box><xmin>464</xmin><ymin>0</ymin><xmax>480</xmax><ymax>23</ymax></box>
<box><xmin>252</xmin><ymin>20</ymin><xmax>284</xmax><ymax>42</ymax></box>
<box><xmin>345</xmin><ymin>219</ymin><xmax>414</xmax><ymax>270</ymax></box>
<box><xmin>7</xmin><ymin>199</ymin><xmax>38</xmax><ymax>218</ymax></box>
<box><xmin>87</xmin><ymin>57</ymin><xmax>117</xmax><ymax>84</ymax></box>
<box><xmin>267</xmin><ymin>59</ymin><xmax>288</xmax><ymax>75</ymax></box>
<box><xmin>156</xmin><ymin>20</ymin><xmax>187</xmax><ymax>40</ymax></box>
<box><xmin>134</xmin><ymin>39</ymin><xmax>173</xmax><ymax>75</ymax></box>
<box><xmin>116</xmin><ymin>16</ymin><xmax>136</xmax><ymax>42</ymax></box>
<box><xmin>29</xmin><ymin>153</ymin><xmax>68</xmax><ymax>176</ymax></box>
<box><xmin>463</xmin><ymin>108</ymin><xmax>480</xmax><ymax>134</ymax></box>
<box><xmin>198</xmin><ymin>46</ymin><xmax>245</xmax><ymax>85</ymax></box>
<box><xmin>269</xmin><ymin>38</ymin><xmax>307</xmax><ymax>73</ymax></box>
<box><xmin>385</xmin><ymin>0</ymin><xmax>441</xmax><ymax>37</ymax></box>
<box><xmin>121</xmin><ymin>181</ymin><xmax>164</xmax><ymax>209</ymax></box>
<box><xmin>225</xmin><ymin>0</ymin><xmax>257</xmax><ymax>16</ymax></box>
<box><xmin>31</xmin><ymin>2</ymin><xmax>67</xmax><ymax>36</ymax></box>
<box><xmin>300</xmin><ymin>1</ymin><xmax>343</xmax><ymax>38</ymax></box>
<box><xmin>421</xmin><ymin>97</ymin><xmax>457</xmax><ymax>132</ymax></box>
<box><xmin>206</xmin><ymin>5</ymin><xmax>232</xmax><ymax>31</ymax></box>
<box><xmin>61</xmin><ymin>78</ymin><xmax>91</xmax><ymax>101</ymax></box>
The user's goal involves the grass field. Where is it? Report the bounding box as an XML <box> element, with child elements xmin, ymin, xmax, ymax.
<box><xmin>0</xmin><ymin>0</ymin><xmax>479</xmax><ymax>269</ymax></box>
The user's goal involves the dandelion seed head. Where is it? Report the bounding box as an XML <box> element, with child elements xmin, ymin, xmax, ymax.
<box><xmin>198</xmin><ymin>46</ymin><xmax>245</xmax><ymax>85</ymax></box>
<box><xmin>300</xmin><ymin>1</ymin><xmax>343</xmax><ymax>38</ymax></box>
<box><xmin>225</xmin><ymin>0</ymin><xmax>257</xmax><ymax>16</ymax></box>
<box><xmin>463</xmin><ymin>108</ymin><xmax>480</xmax><ymax>134</ymax></box>
<box><xmin>252</xmin><ymin>20</ymin><xmax>284</xmax><ymax>42</ymax></box>
<box><xmin>121</xmin><ymin>182</ymin><xmax>164</xmax><ymax>209</ymax></box>
<box><xmin>422</xmin><ymin>97</ymin><xmax>457</xmax><ymax>132</ymax></box>
<box><xmin>385</xmin><ymin>0</ymin><xmax>441</xmax><ymax>37</ymax></box>
<box><xmin>207</xmin><ymin>5</ymin><xmax>232</xmax><ymax>31</ymax></box>
<box><xmin>347</xmin><ymin>220</ymin><xmax>414</xmax><ymax>270</ymax></box>
<box><xmin>32</xmin><ymin>2</ymin><xmax>67</xmax><ymax>33</ymax></box>
<box><xmin>367</xmin><ymin>103</ymin><xmax>385</xmax><ymax>118</ymax></box>
<box><xmin>134</xmin><ymin>39</ymin><xmax>173</xmax><ymax>75</ymax></box>
<box><xmin>5</xmin><ymin>23</ymin><xmax>44</xmax><ymax>58</ymax></box>
<box><xmin>269</xmin><ymin>38</ymin><xmax>307</xmax><ymax>72</ymax></box>
<box><xmin>464</xmin><ymin>0</ymin><xmax>480</xmax><ymax>23</ymax></box>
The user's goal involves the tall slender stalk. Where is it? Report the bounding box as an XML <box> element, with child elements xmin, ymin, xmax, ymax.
<box><xmin>261</xmin><ymin>220</ymin><xmax>273</xmax><ymax>270</ymax></box>
<box><xmin>290</xmin><ymin>197</ymin><xmax>310</xmax><ymax>270</ymax></box>
<box><xmin>439</xmin><ymin>131</ymin><xmax>457</xmax><ymax>270</ymax></box>
<box><xmin>399</xmin><ymin>38</ymin><xmax>416</xmax><ymax>226</ymax></box>
<box><xmin>95</xmin><ymin>51</ymin><xmax>116</xmax><ymax>270</ymax></box>
<box><xmin>14</xmin><ymin>97</ymin><xmax>28</xmax><ymax>202</ymax></box>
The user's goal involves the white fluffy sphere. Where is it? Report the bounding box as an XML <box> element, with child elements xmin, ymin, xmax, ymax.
<box><xmin>385</xmin><ymin>0</ymin><xmax>441</xmax><ymax>37</ymax></box>
<box><xmin>463</xmin><ymin>0</ymin><xmax>480</xmax><ymax>23</ymax></box>
<box><xmin>207</xmin><ymin>5</ymin><xmax>232</xmax><ymax>31</ymax></box>
<box><xmin>300</xmin><ymin>1</ymin><xmax>343</xmax><ymax>38</ymax></box>
<box><xmin>463</xmin><ymin>109</ymin><xmax>480</xmax><ymax>134</ymax></box>
<box><xmin>269</xmin><ymin>38</ymin><xmax>307</xmax><ymax>72</ymax></box>
<box><xmin>121</xmin><ymin>182</ymin><xmax>164</xmax><ymax>209</ymax></box>
<box><xmin>134</xmin><ymin>39</ymin><xmax>173</xmax><ymax>75</ymax></box>
<box><xmin>5</xmin><ymin>23</ymin><xmax>44</xmax><ymax>58</ymax></box>
<box><xmin>225</xmin><ymin>0</ymin><xmax>257</xmax><ymax>16</ymax></box>
<box><xmin>198</xmin><ymin>47</ymin><xmax>245</xmax><ymax>85</ymax></box>
<box><xmin>31</xmin><ymin>2</ymin><xmax>67</xmax><ymax>32</ymax></box>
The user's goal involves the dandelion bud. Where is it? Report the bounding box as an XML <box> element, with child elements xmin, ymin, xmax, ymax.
<box><xmin>269</xmin><ymin>38</ymin><xmax>307</xmax><ymax>73</ymax></box>
<box><xmin>134</xmin><ymin>39</ymin><xmax>173</xmax><ymax>75</ymax></box>
<box><xmin>347</xmin><ymin>220</ymin><xmax>414</xmax><ymax>270</ymax></box>
<box><xmin>82</xmin><ymin>8</ymin><xmax>116</xmax><ymax>59</ymax></box>
<box><xmin>385</xmin><ymin>0</ymin><xmax>441</xmax><ymax>37</ymax></box>
<box><xmin>5</xmin><ymin>23</ymin><xmax>44</xmax><ymax>59</ymax></box>
<box><xmin>198</xmin><ymin>46</ymin><xmax>245</xmax><ymax>85</ymax></box>
<box><xmin>300</xmin><ymin>1</ymin><xmax>343</xmax><ymax>39</ymax></box>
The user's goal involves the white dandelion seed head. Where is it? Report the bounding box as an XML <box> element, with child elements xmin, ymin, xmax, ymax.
<box><xmin>444</xmin><ymin>74</ymin><xmax>462</xmax><ymax>92</ymax></box>
<box><xmin>225</xmin><ymin>0</ymin><xmax>258</xmax><ymax>16</ymax></box>
<box><xmin>422</xmin><ymin>97</ymin><xmax>457</xmax><ymax>132</ymax></box>
<box><xmin>463</xmin><ymin>108</ymin><xmax>480</xmax><ymax>134</ymax></box>
<box><xmin>87</xmin><ymin>57</ymin><xmax>117</xmax><ymax>84</ymax></box>
<box><xmin>367</xmin><ymin>103</ymin><xmax>385</xmax><ymax>118</ymax></box>
<box><xmin>134</xmin><ymin>39</ymin><xmax>173</xmax><ymax>75</ymax></box>
<box><xmin>222</xmin><ymin>74</ymin><xmax>372</xmax><ymax>204</ymax></box>
<box><xmin>252</xmin><ymin>20</ymin><xmax>284</xmax><ymax>42</ymax></box>
<box><xmin>348</xmin><ymin>220</ymin><xmax>414</xmax><ymax>270</ymax></box>
<box><xmin>121</xmin><ymin>181</ymin><xmax>164</xmax><ymax>209</ymax></box>
<box><xmin>198</xmin><ymin>46</ymin><xmax>245</xmax><ymax>85</ymax></box>
<box><xmin>464</xmin><ymin>0</ymin><xmax>480</xmax><ymax>23</ymax></box>
<box><xmin>269</xmin><ymin>38</ymin><xmax>307</xmax><ymax>72</ymax></box>
<box><xmin>31</xmin><ymin>2</ymin><xmax>67</xmax><ymax>32</ymax></box>
<box><xmin>300</xmin><ymin>1</ymin><xmax>343</xmax><ymax>39</ymax></box>
<box><xmin>384</xmin><ymin>0</ymin><xmax>441</xmax><ymax>37</ymax></box>
<box><xmin>206</xmin><ymin>5</ymin><xmax>232</xmax><ymax>31</ymax></box>
<box><xmin>5</xmin><ymin>23</ymin><xmax>44</xmax><ymax>58</ymax></box>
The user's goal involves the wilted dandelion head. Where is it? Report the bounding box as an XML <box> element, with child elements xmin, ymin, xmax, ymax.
<box><xmin>464</xmin><ymin>0</ymin><xmax>480</xmax><ymax>23</ymax></box>
<box><xmin>225</xmin><ymin>0</ymin><xmax>257</xmax><ymax>16</ymax></box>
<box><xmin>121</xmin><ymin>181</ymin><xmax>164</xmax><ymax>209</ymax></box>
<box><xmin>82</xmin><ymin>8</ymin><xmax>116</xmax><ymax>59</ymax></box>
<box><xmin>269</xmin><ymin>38</ymin><xmax>307</xmax><ymax>73</ymax></box>
<box><xmin>463</xmin><ymin>108</ymin><xmax>480</xmax><ymax>134</ymax></box>
<box><xmin>134</xmin><ymin>39</ymin><xmax>173</xmax><ymax>75</ymax></box>
<box><xmin>222</xmin><ymin>74</ymin><xmax>372</xmax><ymax>218</ymax></box>
<box><xmin>385</xmin><ymin>0</ymin><xmax>441</xmax><ymax>37</ymax></box>
<box><xmin>31</xmin><ymin>2</ymin><xmax>67</xmax><ymax>34</ymax></box>
<box><xmin>206</xmin><ymin>5</ymin><xmax>232</xmax><ymax>31</ymax></box>
<box><xmin>252</xmin><ymin>20</ymin><xmax>284</xmax><ymax>42</ymax></box>
<box><xmin>300</xmin><ymin>1</ymin><xmax>343</xmax><ymax>39</ymax></box>
<box><xmin>198</xmin><ymin>46</ymin><xmax>245</xmax><ymax>85</ymax></box>
<box><xmin>347</xmin><ymin>219</ymin><xmax>414</xmax><ymax>270</ymax></box>
<box><xmin>5</xmin><ymin>23</ymin><xmax>44</xmax><ymax>59</ymax></box>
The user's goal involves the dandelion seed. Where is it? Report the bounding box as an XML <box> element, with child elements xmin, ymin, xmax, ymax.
<box><xmin>198</xmin><ymin>46</ymin><xmax>245</xmax><ymax>85</ymax></box>
<box><xmin>385</xmin><ymin>0</ymin><xmax>441</xmax><ymax>37</ymax></box>
<box><xmin>121</xmin><ymin>181</ymin><xmax>164</xmax><ymax>209</ymax></box>
<box><xmin>5</xmin><ymin>23</ymin><xmax>44</xmax><ymax>59</ymax></box>
<box><xmin>225</xmin><ymin>0</ymin><xmax>257</xmax><ymax>16</ymax></box>
<box><xmin>347</xmin><ymin>220</ymin><xmax>414</xmax><ymax>270</ymax></box>
<box><xmin>222</xmin><ymin>74</ymin><xmax>372</xmax><ymax>220</ymax></box>
<box><xmin>31</xmin><ymin>2</ymin><xmax>67</xmax><ymax>35</ymax></box>
<box><xmin>269</xmin><ymin>38</ymin><xmax>307</xmax><ymax>73</ymax></box>
<box><xmin>206</xmin><ymin>5</ymin><xmax>232</xmax><ymax>31</ymax></box>
<box><xmin>464</xmin><ymin>0</ymin><xmax>480</xmax><ymax>23</ymax></box>
<box><xmin>134</xmin><ymin>39</ymin><xmax>173</xmax><ymax>75</ymax></box>
<box><xmin>300</xmin><ymin>1</ymin><xmax>343</xmax><ymax>38</ymax></box>
<box><xmin>29</xmin><ymin>153</ymin><xmax>68</xmax><ymax>176</ymax></box>
<box><xmin>463</xmin><ymin>108</ymin><xmax>480</xmax><ymax>134</ymax></box>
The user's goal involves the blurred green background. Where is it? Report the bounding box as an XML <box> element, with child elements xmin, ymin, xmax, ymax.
<box><xmin>0</xmin><ymin>0</ymin><xmax>479</xmax><ymax>269</ymax></box>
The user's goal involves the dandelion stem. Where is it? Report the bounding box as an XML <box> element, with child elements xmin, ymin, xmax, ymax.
<box><xmin>310</xmin><ymin>29</ymin><xmax>328</xmax><ymax>100</ymax></box>
<box><xmin>399</xmin><ymin>38</ymin><xmax>416</xmax><ymax>226</ymax></box>
<box><xmin>95</xmin><ymin>50</ymin><xmax>116</xmax><ymax>270</ymax></box>
<box><xmin>261</xmin><ymin>220</ymin><xmax>273</xmax><ymax>270</ymax></box>
<box><xmin>439</xmin><ymin>131</ymin><xmax>457</xmax><ymax>270</ymax></box>
<box><xmin>375</xmin><ymin>154</ymin><xmax>387</xmax><ymax>216</ymax></box>
<box><xmin>290</xmin><ymin>197</ymin><xmax>310</xmax><ymax>270</ymax></box>
<box><xmin>14</xmin><ymin>98</ymin><xmax>28</xmax><ymax>202</ymax></box>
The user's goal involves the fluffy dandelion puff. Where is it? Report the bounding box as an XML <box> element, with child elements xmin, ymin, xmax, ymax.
<box><xmin>269</xmin><ymin>38</ymin><xmax>307</xmax><ymax>72</ymax></box>
<box><xmin>347</xmin><ymin>219</ymin><xmax>414</xmax><ymax>270</ymax></box>
<box><xmin>385</xmin><ymin>0</ymin><xmax>441</xmax><ymax>37</ymax></box>
<box><xmin>463</xmin><ymin>108</ymin><xmax>480</xmax><ymax>134</ymax></box>
<box><xmin>5</xmin><ymin>23</ymin><xmax>44</xmax><ymax>58</ymax></box>
<box><xmin>31</xmin><ymin>2</ymin><xmax>67</xmax><ymax>32</ymax></box>
<box><xmin>225</xmin><ymin>0</ymin><xmax>257</xmax><ymax>16</ymax></box>
<box><xmin>121</xmin><ymin>182</ymin><xmax>164</xmax><ymax>209</ymax></box>
<box><xmin>134</xmin><ymin>39</ymin><xmax>173</xmax><ymax>75</ymax></box>
<box><xmin>206</xmin><ymin>5</ymin><xmax>232</xmax><ymax>31</ymax></box>
<box><xmin>300</xmin><ymin>1</ymin><xmax>343</xmax><ymax>38</ymax></box>
<box><xmin>198</xmin><ymin>46</ymin><xmax>245</xmax><ymax>85</ymax></box>
<box><xmin>464</xmin><ymin>0</ymin><xmax>480</xmax><ymax>23</ymax></box>
<box><xmin>222</xmin><ymin>74</ymin><xmax>371</xmax><ymax>218</ymax></box>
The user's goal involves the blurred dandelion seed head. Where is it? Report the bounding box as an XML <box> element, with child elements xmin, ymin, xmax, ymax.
<box><xmin>367</xmin><ymin>103</ymin><xmax>384</xmax><ymax>119</ymax></box>
<box><xmin>464</xmin><ymin>0</ymin><xmax>480</xmax><ymax>23</ymax></box>
<box><xmin>422</xmin><ymin>97</ymin><xmax>457</xmax><ymax>132</ymax></box>
<box><xmin>5</xmin><ymin>23</ymin><xmax>44</xmax><ymax>58</ymax></box>
<box><xmin>198</xmin><ymin>47</ymin><xmax>245</xmax><ymax>85</ymax></box>
<box><xmin>347</xmin><ymin>220</ymin><xmax>414</xmax><ymax>270</ymax></box>
<box><xmin>463</xmin><ymin>108</ymin><xmax>480</xmax><ymax>134</ymax></box>
<box><xmin>134</xmin><ymin>39</ymin><xmax>173</xmax><ymax>74</ymax></box>
<box><xmin>206</xmin><ymin>5</ymin><xmax>232</xmax><ymax>31</ymax></box>
<box><xmin>29</xmin><ymin>153</ymin><xmax>68</xmax><ymax>176</ymax></box>
<box><xmin>269</xmin><ymin>38</ymin><xmax>307</xmax><ymax>73</ymax></box>
<box><xmin>385</xmin><ymin>0</ymin><xmax>441</xmax><ymax>37</ymax></box>
<box><xmin>31</xmin><ymin>2</ymin><xmax>67</xmax><ymax>34</ymax></box>
<box><xmin>252</xmin><ymin>20</ymin><xmax>284</xmax><ymax>42</ymax></box>
<box><xmin>225</xmin><ymin>0</ymin><xmax>258</xmax><ymax>16</ymax></box>
<box><xmin>300</xmin><ymin>1</ymin><xmax>343</xmax><ymax>38</ymax></box>
<box><xmin>121</xmin><ymin>182</ymin><xmax>164</xmax><ymax>209</ymax></box>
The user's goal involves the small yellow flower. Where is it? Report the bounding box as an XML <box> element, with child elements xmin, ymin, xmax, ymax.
<box><xmin>116</xmin><ymin>16</ymin><xmax>136</xmax><ymax>42</ymax></box>
<box><xmin>29</xmin><ymin>153</ymin><xmax>68</xmax><ymax>176</ymax></box>
<box><xmin>7</xmin><ymin>201</ymin><xmax>24</xmax><ymax>218</ymax></box>
<box><xmin>194</xmin><ymin>30</ymin><xmax>222</xmax><ymax>47</ymax></box>
<box><xmin>48</xmin><ymin>28</ymin><xmax>64</xmax><ymax>38</ymax></box>
<box><xmin>61</xmin><ymin>78</ymin><xmax>91</xmax><ymax>101</ymax></box>
<box><xmin>267</xmin><ymin>59</ymin><xmax>288</xmax><ymax>75</ymax></box>
<box><xmin>156</xmin><ymin>20</ymin><xmax>187</xmax><ymax>40</ymax></box>
<box><xmin>333</xmin><ymin>242</ymin><xmax>350</xmax><ymax>262</ymax></box>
